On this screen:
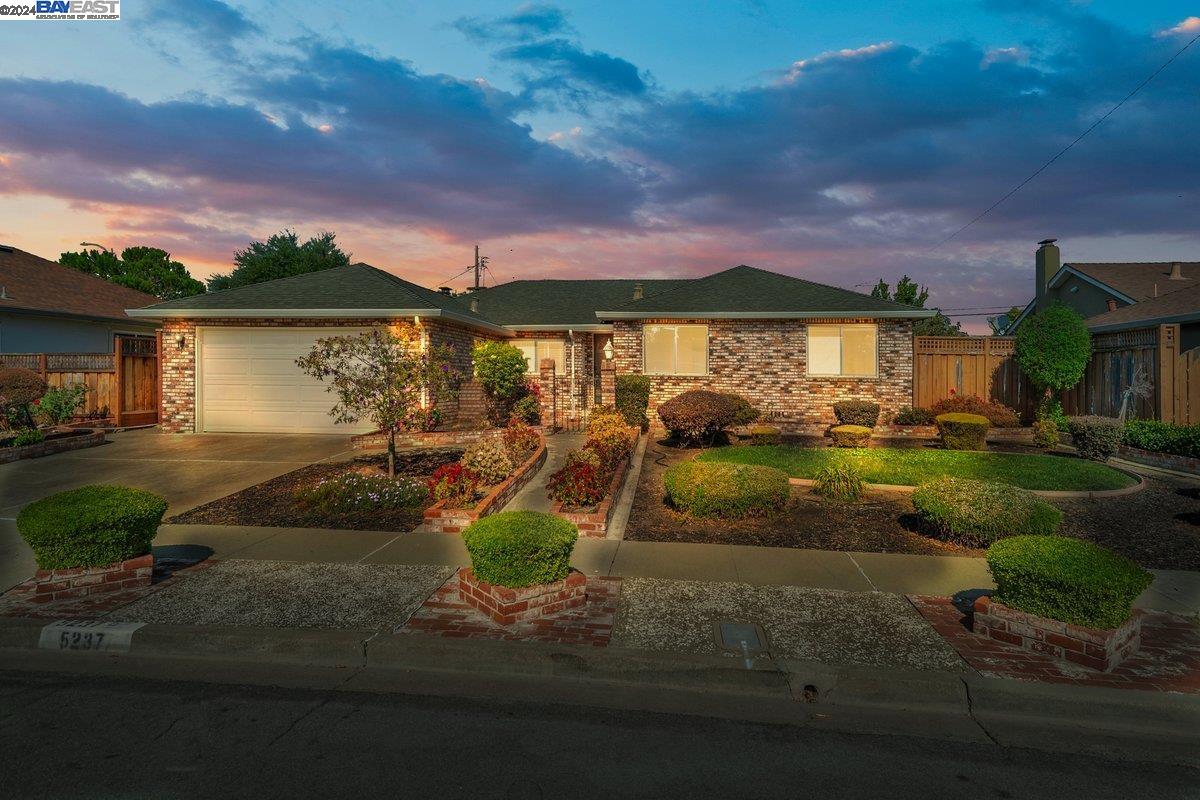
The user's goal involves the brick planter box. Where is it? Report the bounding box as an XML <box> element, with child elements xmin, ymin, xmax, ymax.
<box><xmin>6</xmin><ymin>555</ymin><xmax>154</xmax><ymax>604</ymax></box>
<box><xmin>457</xmin><ymin>567</ymin><xmax>587</xmax><ymax>626</ymax></box>
<box><xmin>1115</xmin><ymin>444</ymin><xmax>1200</xmax><ymax>476</ymax></box>
<box><xmin>352</xmin><ymin>425</ymin><xmax>549</xmax><ymax>451</ymax></box>
<box><xmin>549</xmin><ymin>428</ymin><xmax>640</xmax><ymax>538</ymax></box>
<box><xmin>423</xmin><ymin>437</ymin><xmax>548</xmax><ymax>534</ymax></box>
<box><xmin>972</xmin><ymin>595</ymin><xmax>1143</xmax><ymax>672</ymax></box>
<box><xmin>0</xmin><ymin>428</ymin><xmax>106</xmax><ymax>464</ymax></box>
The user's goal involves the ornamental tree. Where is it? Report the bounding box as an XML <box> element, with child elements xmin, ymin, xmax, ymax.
<box><xmin>472</xmin><ymin>341</ymin><xmax>531</xmax><ymax>425</ymax></box>
<box><xmin>296</xmin><ymin>326</ymin><xmax>462</xmax><ymax>476</ymax></box>
<box><xmin>1014</xmin><ymin>303</ymin><xmax>1092</xmax><ymax>401</ymax></box>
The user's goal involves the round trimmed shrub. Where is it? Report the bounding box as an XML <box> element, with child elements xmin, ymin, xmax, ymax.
<box><xmin>830</xmin><ymin>424</ymin><xmax>871</xmax><ymax>448</ymax></box>
<box><xmin>1066</xmin><ymin>415</ymin><xmax>1123</xmax><ymax>462</ymax></box>
<box><xmin>832</xmin><ymin>400</ymin><xmax>880</xmax><ymax>428</ymax></box>
<box><xmin>936</xmin><ymin>412</ymin><xmax>990</xmax><ymax>450</ymax></box>
<box><xmin>725</xmin><ymin>393</ymin><xmax>760</xmax><ymax>426</ymax></box>
<box><xmin>911</xmin><ymin>477</ymin><xmax>1062</xmax><ymax>547</ymax></box>
<box><xmin>0</xmin><ymin>367</ymin><xmax>47</xmax><ymax>427</ymax></box>
<box><xmin>17</xmin><ymin>485</ymin><xmax>167</xmax><ymax>569</ymax></box>
<box><xmin>811</xmin><ymin>462</ymin><xmax>865</xmax><ymax>502</ymax></box>
<box><xmin>746</xmin><ymin>424</ymin><xmax>782</xmax><ymax>446</ymax></box>
<box><xmin>657</xmin><ymin>390</ymin><xmax>738</xmax><ymax>445</ymax></box>
<box><xmin>987</xmin><ymin>535</ymin><xmax>1152</xmax><ymax>629</ymax></box>
<box><xmin>663</xmin><ymin>461</ymin><xmax>789</xmax><ymax>518</ymax></box>
<box><xmin>462</xmin><ymin>511</ymin><xmax>578</xmax><ymax>588</ymax></box>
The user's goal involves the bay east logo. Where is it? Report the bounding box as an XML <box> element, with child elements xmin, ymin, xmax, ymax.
<box><xmin>0</xmin><ymin>0</ymin><xmax>120</xmax><ymax>20</ymax></box>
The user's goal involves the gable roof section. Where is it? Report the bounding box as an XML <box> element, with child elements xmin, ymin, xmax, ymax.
<box><xmin>468</xmin><ymin>279</ymin><xmax>690</xmax><ymax>327</ymax></box>
<box><xmin>595</xmin><ymin>265</ymin><xmax>935</xmax><ymax>320</ymax></box>
<box><xmin>1051</xmin><ymin>262</ymin><xmax>1198</xmax><ymax>303</ymax></box>
<box><xmin>1086</xmin><ymin>282</ymin><xmax>1200</xmax><ymax>332</ymax></box>
<box><xmin>0</xmin><ymin>245</ymin><xmax>159</xmax><ymax>324</ymax></box>
<box><xmin>128</xmin><ymin>263</ymin><xmax>510</xmax><ymax>334</ymax></box>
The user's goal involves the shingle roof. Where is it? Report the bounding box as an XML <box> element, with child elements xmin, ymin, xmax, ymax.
<box><xmin>1059</xmin><ymin>262</ymin><xmax>1198</xmax><ymax>302</ymax></box>
<box><xmin>595</xmin><ymin>265</ymin><xmax>935</xmax><ymax>319</ymax></box>
<box><xmin>467</xmin><ymin>279</ymin><xmax>690</xmax><ymax>327</ymax></box>
<box><xmin>129</xmin><ymin>263</ymin><xmax>507</xmax><ymax>332</ymax></box>
<box><xmin>1086</xmin><ymin>282</ymin><xmax>1200</xmax><ymax>332</ymax></box>
<box><xmin>0</xmin><ymin>245</ymin><xmax>159</xmax><ymax>324</ymax></box>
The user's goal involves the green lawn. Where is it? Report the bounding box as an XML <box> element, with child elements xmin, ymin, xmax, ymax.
<box><xmin>696</xmin><ymin>446</ymin><xmax>1136</xmax><ymax>492</ymax></box>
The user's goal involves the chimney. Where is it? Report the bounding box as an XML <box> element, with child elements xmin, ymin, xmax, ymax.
<box><xmin>1169</xmin><ymin>262</ymin><xmax>1185</xmax><ymax>281</ymax></box>
<box><xmin>469</xmin><ymin>298</ymin><xmax>479</xmax><ymax>313</ymax></box>
<box><xmin>1106</xmin><ymin>298</ymin><xmax>1118</xmax><ymax>312</ymax></box>
<box><xmin>438</xmin><ymin>286</ymin><xmax>452</xmax><ymax>295</ymax></box>
<box><xmin>632</xmin><ymin>282</ymin><xmax>644</xmax><ymax>301</ymax></box>
<box><xmin>1035</xmin><ymin>239</ymin><xmax>1059</xmax><ymax>310</ymax></box>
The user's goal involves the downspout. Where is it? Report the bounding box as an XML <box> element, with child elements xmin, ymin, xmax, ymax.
<box><xmin>568</xmin><ymin>329</ymin><xmax>577</xmax><ymax>425</ymax></box>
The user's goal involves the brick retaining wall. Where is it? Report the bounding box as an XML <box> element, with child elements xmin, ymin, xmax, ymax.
<box><xmin>0</xmin><ymin>429</ymin><xmax>106</xmax><ymax>464</ymax></box>
<box><xmin>423</xmin><ymin>437</ymin><xmax>548</xmax><ymax>534</ymax></box>
<box><xmin>1116</xmin><ymin>445</ymin><xmax>1200</xmax><ymax>475</ymax></box>
<box><xmin>6</xmin><ymin>555</ymin><xmax>154</xmax><ymax>604</ymax></box>
<box><xmin>549</xmin><ymin>429</ymin><xmax>640</xmax><ymax>537</ymax></box>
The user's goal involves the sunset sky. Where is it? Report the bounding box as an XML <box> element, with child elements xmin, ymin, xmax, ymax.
<box><xmin>2</xmin><ymin>1</ymin><xmax>1198</xmax><ymax>330</ymax></box>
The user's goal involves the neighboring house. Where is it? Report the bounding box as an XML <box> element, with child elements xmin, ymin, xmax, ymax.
<box><xmin>0</xmin><ymin>245</ymin><xmax>159</xmax><ymax>353</ymax></box>
<box><xmin>1009</xmin><ymin>239</ymin><xmax>1200</xmax><ymax>348</ymax></box>
<box><xmin>128</xmin><ymin>262</ymin><xmax>933</xmax><ymax>435</ymax></box>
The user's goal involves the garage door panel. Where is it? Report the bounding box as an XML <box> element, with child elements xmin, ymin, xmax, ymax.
<box><xmin>199</xmin><ymin>327</ymin><xmax>373</xmax><ymax>434</ymax></box>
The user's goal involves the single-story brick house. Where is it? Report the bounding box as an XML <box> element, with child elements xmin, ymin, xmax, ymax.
<box><xmin>127</xmin><ymin>263</ymin><xmax>933</xmax><ymax>434</ymax></box>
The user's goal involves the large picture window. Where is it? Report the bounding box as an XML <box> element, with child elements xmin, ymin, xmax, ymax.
<box><xmin>807</xmin><ymin>324</ymin><xmax>877</xmax><ymax>377</ymax></box>
<box><xmin>643</xmin><ymin>324</ymin><xmax>708</xmax><ymax>375</ymax></box>
<box><xmin>514</xmin><ymin>339</ymin><xmax>566</xmax><ymax>374</ymax></box>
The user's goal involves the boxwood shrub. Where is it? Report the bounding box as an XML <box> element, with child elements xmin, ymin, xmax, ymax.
<box><xmin>829</xmin><ymin>424</ymin><xmax>871</xmax><ymax>448</ymax></box>
<box><xmin>986</xmin><ymin>535</ymin><xmax>1152</xmax><ymax>629</ymax></box>
<box><xmin>936</xmin><ymin>412</ymin><xmax>990</xmax><ymax>450</ymax></box>
<box><xmin>1123</xmin><ymin>419</ymin><xmax>1200</xmax><ymax>459</ymax></box>
<box><xmin>462</xmin><ymin>511</ymin><xmax>578</xmax><ymax>588</ymax></box>
<box><xmin>663</xmin><ymin>460</ymin><xmax>789</xmax><ymax>518</ymax></box>
<box><xmin>17</xmin><ymin>485</ymin><xmax>167</xmax><ymax>569</ymax></box>
<box><xmin>746</xmin><ymin>424</ymin><xmax>782</xmax><ymax>446</ymax></box>
<box><xmin>657</xmin><ymin>390</ymin><xmax>737</xmax><ymax>445</ymax></box>
<box><xmin>911</xmin><ymin>477</ymin><xmax>1062</xmax><ymax>547</ymax></box>
<box><xmin>832</xmin><ymin>400</ymin><xmax>880</xmax><ymax>427</ymax></box>
<box><xmin>615</xmin><ymin>374</ymin><xmax>651</xmax><ymax>429</ymax></box>
<box><xmin>1066</xmin><ymin>415</ymin><xmax>1124</xmax><ymax>461</ymax></box>
<box><xmin>892</xmin><ymin>406</ymin><xmax>936</xmax><ymax>426</ymax></box>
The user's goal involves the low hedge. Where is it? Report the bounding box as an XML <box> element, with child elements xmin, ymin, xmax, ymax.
<box><xmin>936</xmin><ymin>412</ymin><xmax>990</xmax><ymax>450</ymax></box>
<box><xmin>892</xmin><ymin>407</ymin><xmax>936</xmax><ymax>426</ymax></box>
<box><xmin>911</xmin><ymin>477</ymin><xmax>1062</xmax><ymax>548</ymax></box>
<box><xmin>1123</xmin><ymin>419</ymin><xmax>1200</xmax><ymax>459</ymax></box>
<box><xmin>1066</xmin><ymin>415</ymin><xmax>1123</xmax><ymax>462</ymax></box>
<box><xmin>746</xmin><ymin>424</ymin><xmax>782</xmax><ymax>446</ymax></box>
<box><xmin>615</xmin><ymin>374</ymin><xmax>651</xmax><ymax>429</ymax></box>
<box><xmin>832</xmin><ymin>400</ymin><xmax>880</xmax><ymax>427</ymax></box>
<box><xmin>986</xmin><ymin>535</ymin><xmax>1152</xmax><ymax>629</ymax></box>
<box><xmin>829</xmin><ymin>424</ymin><xmax>871</xmax><ymax>448</ymax></box>
<box><xmin>17</xmin><ymin>485</ymin><xmax>167</xmax><ymax>569</ymax></box>
<box><xmin>462</xmin><ymin>511</ymin><xmax>578</xmax><ymax>588</ymax></box>
<box><xmin>931</xmin><ymin>394</ymin><xmax>1020</xmax><ymax>428</ymax></box>
<box><xmin>663</xmin><ymin>460</ymin><xmax>789</xmax><ymax>518</ymax></box>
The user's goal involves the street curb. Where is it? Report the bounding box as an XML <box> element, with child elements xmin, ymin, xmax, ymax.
<box><xmin>130</xmin><ymin>623</ymin><xmax>373</xmax><ymax>667</ymax></box>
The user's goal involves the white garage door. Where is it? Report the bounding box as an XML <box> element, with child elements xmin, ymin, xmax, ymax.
<box><xmin>198</xmin><ymin>327</ymin><xmax>376</xmax><ymax>434</ymax></box>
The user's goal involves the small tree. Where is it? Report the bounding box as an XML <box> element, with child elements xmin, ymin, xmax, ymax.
<box><xmin>1014</xmin><ymin>303</ymin><xmax>1092</xmax><ymax>407</ymax></box>
<box><xmin>473</xmin><ymin>341</ymin><xmax>530</xmax><ymax>426</ymax></box>
<box><xmin>296</xmin><ymin>327</ymin><xmax>461</xmax><ymax>476</ymax></box>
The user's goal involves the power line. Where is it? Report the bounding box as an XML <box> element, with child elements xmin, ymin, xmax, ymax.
<box><xmin>933</xmin><ymin>30</ymin><xmax>1200</xmax><ymax>249</ymax></box>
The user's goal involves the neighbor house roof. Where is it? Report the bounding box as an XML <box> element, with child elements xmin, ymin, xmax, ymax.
<box><xmin>594</xmin><ymin>265</ymin><xmax>936</xmax><ymax>320</ymax></box>
<box><xmin>1086</xmin><ymin>282</ymin><xmax>1200</xmax><ymax>332</ymax></box>
<box><xmin>1049</xmin><ymin>262</ymin><xmax>1198</xmax><ymax>303</ymax></box>
<box><xmin>128</xmin><ymin>262</ymin><xmax>511</xmax><ymax>335</ymax></box>
<box><xmin>0</xmin><ymin>245</ymin><xmax>159</xmax><ymax>324</ymax></box>
<box><xmin>467</xmin><ymin>279</ymin><xmax>690</xmax><ymax>328</ymax></box>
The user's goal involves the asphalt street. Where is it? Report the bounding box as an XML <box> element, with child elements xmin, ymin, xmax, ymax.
<box><xmin>1</xmin><ymin>670</ymin><xmax>1195</xmax><ymax>800</ymax></box>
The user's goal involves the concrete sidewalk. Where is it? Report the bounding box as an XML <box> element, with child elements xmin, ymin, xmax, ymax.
<box><xmin>151</xmin><ymin>523</ymin><xmax>1200</xmax><ymax>616</ymax></box>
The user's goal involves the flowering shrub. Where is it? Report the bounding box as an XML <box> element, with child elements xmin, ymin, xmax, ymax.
<box><xmin>295</xmin><ymin>472</ymin><xmax>427</xmax><ymax>515</ymax></box>
<box><xmin>547</xmin><ymin>460</ymin><xmax>607</xmax><ymax>508</ymax></box>
<box><xmin>587</xmin><ymin>411</ymin><xmax>631</xmax><ymax>448</ymax></box>
<box><xmin>502</xmin><ymin>420</ymin><xmax>540</xmax><ymax>463</ymax></box>
<box><xmin>461</xmin><ymin>438</ymin><xmax>513</xmax><ymax>485</ymax></box>
<box><xmin>565</xmin><ymin>447</ymin><xmax>603</xmax><ymax>470</ymax></box>
<box><xmin>931</xmin><ymin>395</ymin><xmax>1020</xmax><ymax>428</ymax></box>
<box><xmin>428</xmin><ymin>463</ymin><xmax>482</xmax><ymax>506</ymax></box>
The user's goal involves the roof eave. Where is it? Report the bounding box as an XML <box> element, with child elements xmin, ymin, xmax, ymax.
<box><xmin>1088</xmin><ymin>311</ymin><xmax>1200</xmax><ymax>333</ymax></box>
<box><xmin>593</xmin><ymin>309</ymin><xmax>937</xmax><ymax>320</ymax></box>
<box><xmin>504</xmin><ymin>323</ymin><xmax>614</xmax><ymax>332</ymax></box>
<box><xmin>3</xmin><ymin>304</ymin><xmax>158</xmax><ymax>326</ymax></box>
<box><xmin>125</xmin><ymin>307</ymin><xmax>513</xmax><ymax>336</ymax></box>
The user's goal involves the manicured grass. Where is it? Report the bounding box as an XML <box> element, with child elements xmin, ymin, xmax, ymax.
<box><xmin>696</xmin><ymin>446</ymin><xmax>1136</xmax><ymax>492</ymax></box>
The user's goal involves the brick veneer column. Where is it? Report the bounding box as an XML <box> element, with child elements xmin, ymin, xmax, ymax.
<box><xmin>600</xmin><ymin>359</ymin><xmax>616</xmax><ymax>406</ymax></box>
<box><xmin>538</xmin><ymin>359</ymin><xmax>557</xmax><ymax>428</ymax></box>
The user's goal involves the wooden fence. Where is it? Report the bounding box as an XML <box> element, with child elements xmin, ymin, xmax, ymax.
<box><xmin>913</xmin><ymin>324</ymin><xmax>1200</xmax><ymax>425</ymax></box>
<box><xmin>1</xmin><ymin>335</ymin><xmax>159</xmax><ymax>427</ymax></box>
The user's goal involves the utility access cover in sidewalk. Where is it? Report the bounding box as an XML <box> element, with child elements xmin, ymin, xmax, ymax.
<box><xmin>715</xmin><ymin>621</ymin><xmax>769</xmax><ymax>656</ymax></box>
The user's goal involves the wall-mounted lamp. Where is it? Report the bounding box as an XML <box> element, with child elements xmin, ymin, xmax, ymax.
<box><xmin>176</xmin><ymin>334</ymin><xmax>187</xmax><ymax>349</ymax></box>
<box><xmin>602</xmin><ymin>339</ymin><xmax>614</xmax><ymax>360</ymax></box>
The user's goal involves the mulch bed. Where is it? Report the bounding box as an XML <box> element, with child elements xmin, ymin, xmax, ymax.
<box><xmin>168</xmin><ymin>448</ymin><xmax>462</xmax><ymax>532</ymax></box>
<box><xmin>624</xmin><ymin>443</ymin><xmax>977</xmax><ymax>556</ymax></box>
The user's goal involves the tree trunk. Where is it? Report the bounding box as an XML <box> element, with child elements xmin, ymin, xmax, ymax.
<box><xmin>387</xmin><ymin>431</ymin><xmax>397</xmax><ymax>477</ymax></box>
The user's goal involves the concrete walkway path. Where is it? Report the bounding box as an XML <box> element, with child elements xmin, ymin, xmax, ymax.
<box><xmin>150</xmin><ymin>523</ymin><xmax>1200</xmax><ymax>617</ymax></box>
<box><xmin>505</xmin><ymin>431</ymin><xmax>585</xmax><ymax>513</ymax></box>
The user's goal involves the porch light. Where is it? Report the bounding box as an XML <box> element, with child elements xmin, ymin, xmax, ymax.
<box><xmin>602</xmin><ymin>339</ymin><xmax>614</xmax><ymax>360</ymax></box>
<box><xmin>176</xmin><ymin>334</ymin><xmax>186</xmax><ymax>349</ymax></box>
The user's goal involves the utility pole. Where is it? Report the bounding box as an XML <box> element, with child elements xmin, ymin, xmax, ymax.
<box><xmin>473</xmin><ymin>245</ymin><xmax>481</xmax><ymax>291</ymax></box>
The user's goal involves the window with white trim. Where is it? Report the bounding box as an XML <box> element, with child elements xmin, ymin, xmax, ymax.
<box><xmin>643</xmin><ymin>324</ymin><xmax>708</xmax><ymax>375</ymax></box>
<box><xmin>807</xmin><ymin>324</ymin><xmax>877</xmax><ymax>377</ymax></box>
<box><xmin>514</xmin><ymin>339</ymin><xmax>566</xmax><ymax>374</ymax></box>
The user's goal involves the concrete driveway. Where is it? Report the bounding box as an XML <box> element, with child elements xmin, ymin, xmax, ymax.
<box><xmin>0</xmin><ymin>429</ymin><xmax>355</xmax><ymax>590</ymax></box>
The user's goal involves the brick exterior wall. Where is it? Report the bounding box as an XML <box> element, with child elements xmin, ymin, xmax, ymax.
<box><xmin>612</xmin><ymin>318</ymin><xmax>914</xmax><ymax>424</ymax></box>
<box><xmin>159</xmin><ymin>317</ymin><xmax>489</xmax><ymax>434</ymax></box>
<box><xmin>510</xmin><ymin>330</ymin><xmax>596</xmax><ymax>424</ymax></box>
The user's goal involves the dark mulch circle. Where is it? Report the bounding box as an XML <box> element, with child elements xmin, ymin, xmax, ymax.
<box><xmin>168</xmin><ymin>448</ymin><xmax>463</xmax><ymax>532</ymax></box>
